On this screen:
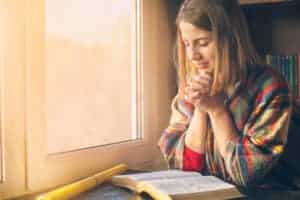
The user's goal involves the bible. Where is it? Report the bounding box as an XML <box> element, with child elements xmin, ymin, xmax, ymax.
<box><xmin>110</xmin><ymin>169</ymin><xmax>243</xmax><ymax>200</ymax></box>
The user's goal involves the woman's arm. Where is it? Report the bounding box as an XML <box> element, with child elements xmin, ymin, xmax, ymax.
<box><xmin>182</xmin><ymin>108</ymin><xmax>208</xmax><ymax>172</ymax></box>
<box><xmin>158</xmin><ymin>93</ymin><xmax>209</xmax><ymax>170</ymax></box>
<box><xmin>158</xmin><ymin>95</ymin><xmax>192</xmax><ymax>168</ymax></box>
<box><xmin>185</xmin><ymin>107</ymin><xmax>208</xmax><ymax>153</ymax></box>
<box><xmin>208</xmin><ymin>106</ymin><xmax>239</xmax><ymax>158</ymax></box>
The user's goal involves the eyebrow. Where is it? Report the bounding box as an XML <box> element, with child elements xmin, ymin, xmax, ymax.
<box><xmin>195</xmin><ymin>37</ymin><xmax>210</xmax><ymax>41</ymax></box>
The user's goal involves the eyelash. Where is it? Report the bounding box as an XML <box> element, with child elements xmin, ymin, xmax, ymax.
<box><xmin>184</xmin><ymin>40</ymin><xmax>209</xmax><ymax>47</ymax></box>
<box><xmin>198</xmin><ymin>42</ymin><xmax>209</xmax><ymax>47</ymax></box>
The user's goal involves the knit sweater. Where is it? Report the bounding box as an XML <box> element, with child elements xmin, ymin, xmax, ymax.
<box><xmin>158</xmin><ymin>64</ymin><xmax>292</xmax><ymax>186</ymax></box>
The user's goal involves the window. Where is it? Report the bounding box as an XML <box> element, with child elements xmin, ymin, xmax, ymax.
<box><xmin>45</xmin><ymin>0</ymin><xmax>140</xmax><ymax>154</ymax></box>
<box><xmin>25</xmin><ymin>0</ymin><xmax>173</xmax><ymax>192</ymax></box>
<box><xmin>1</xmin><ymin>0</ymin><xmax>173</xmax><ymax>197</ymax></box>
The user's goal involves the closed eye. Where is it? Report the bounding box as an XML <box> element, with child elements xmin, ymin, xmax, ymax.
<box><xmin>183</xmin><ymin>38</ymin><xmax>211</xmax><ymax>48</ymax></box>
<box><xmin>196</xmin><ymin>39</ymin><xmax>210</xmax><ymax>47</ymax></box>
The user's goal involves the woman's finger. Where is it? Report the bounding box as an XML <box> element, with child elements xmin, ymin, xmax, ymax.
<box><xmin>194</xmin><ymin>71</ymin><xmax>213</xmax><ymax>84</ymax></box>
<box><xmin>188</xmin><ymin>81</ymin><xmax>210</xmax><ymax>94</ymax></box>
<box><xmin>198</xmin><ymin>68</ymin><xmax>213</xmax><ymax>77</ymax></box>
<box><xmin>186</xmin><ymin>91</ymin><xmax>201</xmax><ymax>104</ymax></box>
<box><xmin>190</xmin><ymin>90</ymin><xmax>201</xmax><ymax>99</ymax></box>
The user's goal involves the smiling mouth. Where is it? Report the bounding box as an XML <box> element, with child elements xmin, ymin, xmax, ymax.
<box><xmin>193</xmin><ymin>62</ymin><xmax>209</xmax><ymax>69</ymax></box>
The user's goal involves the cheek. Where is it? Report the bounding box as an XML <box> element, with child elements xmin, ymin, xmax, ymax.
<box><xmin>207</xmin><ymin>46</ymin><xmax>215</xmax><ymax>62</ymax></box>
<box><xmin>209</xmin><ymin>51</ymin><xmax>215</xmax><ymax>62</ymax></box>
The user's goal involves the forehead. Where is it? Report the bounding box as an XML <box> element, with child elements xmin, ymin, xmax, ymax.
<box><xmin>179</xmin><ymin>21</ymin><xmax>212</xmax><ymax>40</ymax></box>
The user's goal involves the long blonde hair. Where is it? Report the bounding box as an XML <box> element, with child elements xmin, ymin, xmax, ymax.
<box><xmin>176</xmin><ymin>0</ymin><xmax>260</xmax><ymax>97</ymax></box>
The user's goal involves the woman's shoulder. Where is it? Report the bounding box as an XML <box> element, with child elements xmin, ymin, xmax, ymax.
<box><xmin>244</xmin><ymin>64</ymin><xmax>290</xmax><ymax>102</ymax></box>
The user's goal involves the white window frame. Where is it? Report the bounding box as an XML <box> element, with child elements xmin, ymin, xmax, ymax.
<box><xmin>25</xmin><ymin>0</ymin><xmax>173</xmax><ymax>193</ymax></box>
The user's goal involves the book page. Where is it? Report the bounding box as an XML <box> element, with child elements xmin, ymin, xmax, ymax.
<box><xmin>145</xmin><ymin>176</ymin><xmax>235</xmax><ymax>195</ymax></box>
<box><xmin>113</xmin><ymin>170</ymin><xmax>201</xmax><ymax>182</ymax></box>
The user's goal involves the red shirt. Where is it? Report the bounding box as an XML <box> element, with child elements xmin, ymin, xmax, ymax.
<box><xmin>183</xmin><ymin>145</ymin><xmax>205</xmax><ymax>171</ymax></box>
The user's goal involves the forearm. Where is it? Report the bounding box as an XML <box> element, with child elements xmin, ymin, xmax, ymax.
<box><xmin>184</xmin><ymin>108</ymin><xmax>208</xmax><ymax>153</ymax></box>
<box><xmin>208</xmin><ymin>107</ymin><xmax>239</xmax><ymax>158</ymax></box>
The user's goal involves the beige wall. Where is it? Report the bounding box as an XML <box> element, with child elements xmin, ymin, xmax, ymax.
<box><xmin>0</xmin><ymin>0</ymin><xmax>27</xmax><ymax>198</ymax></box>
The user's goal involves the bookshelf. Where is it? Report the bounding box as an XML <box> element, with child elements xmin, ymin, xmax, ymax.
<box><xmin>241</xmin><ymin>0</ymin><xmax>300</xmax><ymax>98</ymax></box>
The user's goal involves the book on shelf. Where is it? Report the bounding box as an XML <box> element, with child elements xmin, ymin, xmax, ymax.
<box><xmin>110</xmin><ymin>169</ymin><xmax>243</xmax><ymax>200</ymax></box>
<box><xmin>298</xmin><ymin>53</ymin><xmax>300</xmax><ymax>98</ymax></box>
<box><xmin>265</xmin><ymin>53</ymin><xmax>299</xmax><ymax>97</ymax></box>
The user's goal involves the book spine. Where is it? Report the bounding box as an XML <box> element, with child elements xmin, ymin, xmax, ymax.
<box><xmin>285</xmin><ymin>55</ymin><xmax>291</xmax><ymax>91</ymax></box>
<box><xmin>283</xmin><ymin>55</ymin><xmax>288</xmax><ymax>82</ymax></box>
<box><xmin>288</xmin><ymin>55</ymin><xmax>294</xmax><ymax>96</ymax></box>
<box><xmin>294</xmin><ymin>55</ymin><xmax>298</xmax><ymax>97</ymax></box>
<box><xmin>298</xmin><ymin>53</ymin><xmax>300</xmax><ymax>98</ymax></box>
<box><xmin>293</xmin><ymin>55</ymin><xmax>297</xmax><ymax>97</ymax></box>
<box><xmin>266</xmin><ymin>54</ymin><xmax>271</xmax><ymax>65</ymax></box>
<box><xmin>278</xmin><ymin>55</ymin><xmax>283</xmax><ymax>78</ymax></box>
<box><xmin>270</xmin><ymin>54</ymin><xmax>276</xmax><ymax>72</ymax></box>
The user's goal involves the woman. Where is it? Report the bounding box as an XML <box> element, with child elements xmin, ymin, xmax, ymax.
<box><xmin>158</xmin><ymin>0</ymin><xmax>292</xmax><ymax>187</ymax></box>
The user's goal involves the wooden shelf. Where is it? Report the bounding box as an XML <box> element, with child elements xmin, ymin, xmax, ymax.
<box><xmin>239</xmin><ymin>0</ymin><xmax>292</xmax><ymax>5</ymax></box>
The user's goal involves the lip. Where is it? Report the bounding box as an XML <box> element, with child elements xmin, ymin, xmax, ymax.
<box><xmin>193</xmin><ymin>62</ymin><xmax>209</xmax><ymax>69</ymax></box>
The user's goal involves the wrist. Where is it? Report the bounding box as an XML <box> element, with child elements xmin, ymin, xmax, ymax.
<box><xmin>185</xmin><ymin>133</ymin><xmax>204</xmax><ymax>153</ymax></box>
<box><xmin>208</xmin><ymin>104</ymin><xmax>227</xmax><ymax>118</ymax></box>
<box><xmin>194</xmin><ymin>106</ymin><xmax>207</xmax><ymax>115</ymax></box>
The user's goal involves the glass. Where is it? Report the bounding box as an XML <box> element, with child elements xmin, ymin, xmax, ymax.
<box><xmin>45</xmin><ymin>0</ymin><xmax>139</xmax><ymax>154</ymax></box>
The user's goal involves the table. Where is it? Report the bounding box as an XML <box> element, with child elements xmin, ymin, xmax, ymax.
<box><xmin>72</xmin><ymin>183</ymin><xmax>152</xmax><ymax>200</ymax></box>
<box><xmin>37</xmin><ymin>163</ymin><xmax>300</xmax><ymax>200</ymax></box>
<box><xmin>72</xmin><ymin>182</ymin><xmax>300</xmax><ymax>200</ymax></box>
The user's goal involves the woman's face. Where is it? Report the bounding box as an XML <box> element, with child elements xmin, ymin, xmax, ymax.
<box><xmin>179</xmin><ymin>21</ymin><xmax>216</xmax><ymax>71</ymax></box>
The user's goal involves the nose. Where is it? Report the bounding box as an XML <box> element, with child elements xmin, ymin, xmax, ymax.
<box><xmin>187</xmin><ymin>46</ymin><xmax>202</xmax><ymax>62</ymax></box>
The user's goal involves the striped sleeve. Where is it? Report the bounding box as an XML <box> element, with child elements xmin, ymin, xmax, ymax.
<box><xmin>224</xmin><ymin>72</ymin><xmax>292</xmax><ymax>186</ymax></box>
<box><xmin>158</xmin><ymin>94</ymin><xmax>193</xmax><ymax>169</ymax></box>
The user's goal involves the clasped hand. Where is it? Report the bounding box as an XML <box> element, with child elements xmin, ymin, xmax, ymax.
<box><xmin>184</xmin><ymin>69</ymin><xmax>225</xmax><ymax>114</ymax></box>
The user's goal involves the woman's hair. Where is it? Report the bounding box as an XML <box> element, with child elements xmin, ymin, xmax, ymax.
<box><xmin>176</xmin><ymin>0</ymin><xmax>260</xmax><ymax>97</ymax></box>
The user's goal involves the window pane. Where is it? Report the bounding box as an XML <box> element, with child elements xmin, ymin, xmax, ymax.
<box><xmin>45</xmin><ymin>0</ymin><xmax>137</xmax><ymax>154</ymax></box>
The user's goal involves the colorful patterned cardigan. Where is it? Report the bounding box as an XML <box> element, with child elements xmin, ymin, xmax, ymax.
<box><xmin>158</xmin><ymin>64</ymin><xmax>292</xmax><ymax>186</ymax></box>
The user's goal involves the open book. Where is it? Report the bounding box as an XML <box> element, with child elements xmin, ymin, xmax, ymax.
<box><xmin>110</xmin><ymin>170</ymin><xmax>243</xmax><ymax>200</ymax></box>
